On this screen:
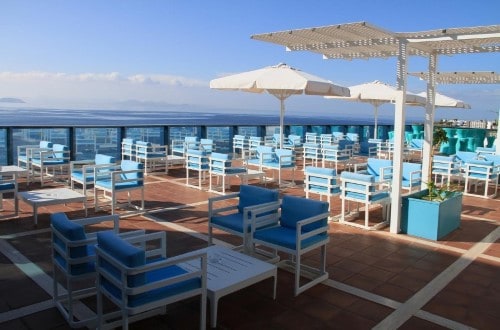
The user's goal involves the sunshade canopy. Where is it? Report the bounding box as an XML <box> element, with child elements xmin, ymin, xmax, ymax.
<box><xmin>210</xmin><ymin>63</ymin><xmax>350</xmax><ymax>148</ymax></box>
<box><xmin>326</xmin><ymin>80</ymin><xmax>426</xmax><ymax>139</ymax></box>
<box><xmin>416</xmin><ymin>92</ymin><xmax>471</xmax><ymax>109</ymax></box>
<box><xmin>210</xmin><ymin>63</ymin><xmax>349</xmax><ymax>98</ymax></box>
<box><xmin>409</xmin><ymin>71</ymin><xmax>500</xmax><ymax>84</ymax></box>
<box><xmin>251</xmin><ymin>22</ymin><xmax>500</xmax><ymax>60</ymax></box>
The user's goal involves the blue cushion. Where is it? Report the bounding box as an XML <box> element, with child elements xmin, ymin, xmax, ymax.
<box><xmin>71</xmin><ymin>170</ymin><xmax>94</xmax><ymax>182</ymax></box>
<box><xmin>256</xmin><ymin>146</ymin><xmax>274</xmax><ymax>162</ymax></box>
<box><xmin>51</xmin><ymin>212</ymin><xmax>92</xmax><ymax>275</ymax></box>
<box><xmin>338</xmin><ymin>140</ymin><xmax>354</xmax><ymax>150</ymax></box>
<box><xmin>402</xmin><ymin>162</ymin><xmax>421</xmax><ymax>180</ymax></box>
<box><xmin>97</xmin><ymin>231</ymin><xmax>146</xmax><ymax>287</ymax></box>
<box><xmin>211</xmin><ymin>213</ymin><xmax>245</xmax><ymax>233</ymax></box>
<box><xmin>280</xmin><ymin>195</ymin><xmax>328</xmax><ymax>231</ymax></box>
<box><xmin>40</xmin><ymin>141</ymin><xmax>53</xmax><ymax>149</ymax></box>
<box><xmin>120</xmin><ymin>160</ymin><xmax>144</xmax><ymax>182</ymax></box>
<box><xmin>305</xmin><ymin>166</ymin><xmax>336</xmax><ymax>176</ymax></box>
<box><xmin>122</xmin><ymin>138</ymin><xmax>135</xmax><ymax>144</ymax></box>
<box><xmin>211</xmin><ymin>152</ymin><xmax>231</xmax><ymax>161</ymax></box>
<box><xmin>367</xmin><ymin>158</ymin><xmax>392</xmax><ymax>177</ymax></box>
<box><xmin>135</xmin><ymin>141</ymin><xmax>151</xmax><ymax>147</ymax></box>
<box><xmin>0</xmin><ymin>183</ymin><xmax>15</xmax><ymax>191</ymax></box>
<box><xmin>341</xmin><ymin>171</ymin><xmax>375</xmax><ymax>183</ymax></box>
<box><xmin>237</xmin><ymin>185</ymin><xmax>278</xmax><ymax>213</ymax></box>
<box><xmin>254</xmin><ymin>226</ymin><xmax>328</xmax><ymax>250</ymax></box>
<box><xmin>95</xmin><ymin>154</ymin><xmax>115</xmax><ymax>165</ymax></box>
<box><xmin>433</xmin><ymin>155</ymin><xmax>456</xmax><ymax>162</ymax></box>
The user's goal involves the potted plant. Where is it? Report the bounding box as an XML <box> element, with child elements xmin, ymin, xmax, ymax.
<box><xmin>401</xmin><ymin>126</ymin><xmax>463</xmax><ymax>240</ymax></box>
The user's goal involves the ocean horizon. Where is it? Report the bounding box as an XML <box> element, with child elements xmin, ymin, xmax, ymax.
<box><xmin>0</xmin><ymin>107</ymin><xmax>426</xmax><ymax>127</ymax></box>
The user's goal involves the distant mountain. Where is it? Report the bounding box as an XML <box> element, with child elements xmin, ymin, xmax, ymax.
<box><xmin>0</xmin><ymin>97</ymin><xmax>26</xmax><ymax>103</ymax></box>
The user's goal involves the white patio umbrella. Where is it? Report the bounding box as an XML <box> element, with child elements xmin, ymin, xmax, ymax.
<box><xmin>416</xmin><ymin>92</ymin><xmax>471</xmax><ymax>109</ymax></box>
<box><xmin>210</xmin><ymin>63</ymin><xmax>350</xmax><ymax>148</ymax></box>
<box><xmin>325</xmin><ymin>81</ymin><xmax>426</xmax><ymax>139</ymax></box>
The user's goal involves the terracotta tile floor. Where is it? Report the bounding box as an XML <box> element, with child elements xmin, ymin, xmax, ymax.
<box><xmin>0</xmin><ymin>165</ymin><xmax>499</xmax><ymax>329</ymax></box>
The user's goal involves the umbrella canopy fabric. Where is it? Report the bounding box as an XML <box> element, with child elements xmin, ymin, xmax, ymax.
<box><xmin>416</xmin><ymin>92</ymin><xmax>471</xmax><ymax>109</ymax></box>
<box><xmin>210</xmin><ymin>63</ymin><xmax>350</xmax><ymax>147</ymax></box>
<box><xmin>325</xmin><ymin>80</ymin><xmax>426</xmax><ymax>139</ymax></box>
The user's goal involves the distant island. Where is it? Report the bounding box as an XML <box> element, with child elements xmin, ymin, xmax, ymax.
<box><xmin>0</xmin><ymin>97</ymin><xmax>26</xmax><ymax>103</ymax></box>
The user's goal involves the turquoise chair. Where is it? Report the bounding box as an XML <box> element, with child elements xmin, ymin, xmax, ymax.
<box><xmin>70</xmin><ymin>154</ymin><xmax>116</xmax><ymax>195</ymax></box>
<box><xmin>208</xmin><ymin>152</ymin><xmax>246</xmax><ymax>194</ymax></box>
<box><xmin>51</xmin><ymin>212</ymin><xmax>136</xmax><ymax>328</ymax></box>
<box><xmin>208</xmin><ymin>184</ymin><xmax>279</xmax><ymax>252</ymax></box>
<box><xmin>95</xmin><ymin>231</ymin><xmax>207</xmax><ymax>330</ymax></box>
<box><xmin>339</xmin><ymin>171</ymin><xmax>391</xmax><ymax>230</ymax></box>
<box><xmin>94</xmin><ymin>160</ymin><xmax>144</xmax><ymax>214</ymax></box>
<box><xmin>31</xmin><ymin>143</ymin><xmax>70</xmax><ymax>186</ymax></box>
<box><xmin>251</xmin><ymin>195</ymin><xmax>330</xmax><ymax>296</ymax></box>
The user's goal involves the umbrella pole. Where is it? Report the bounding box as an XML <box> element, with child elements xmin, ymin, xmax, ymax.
<box><xmin>373</xmin><ymin>104</ymin><xmax>379</xmax><ymax>139</ymax></box>
<box><xmin>280</xmin><ymin>97</ymin><xmax>285</xmax><ymax>149</ymax></box>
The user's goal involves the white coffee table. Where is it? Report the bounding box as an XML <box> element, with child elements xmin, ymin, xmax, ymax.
<box><xmin>18</xmin><ymin>188</ymin><xmax>87</xmax><ymax>226</ymax></box>
<box><xmin>236</xmin><ymin>169</ymin><xmax>265</xmax><ymax>185</ymax></box>
<box><xmin>181</xmin><ymin>245</ymin><xmax>277</xmax><ymax>328</ymax></box>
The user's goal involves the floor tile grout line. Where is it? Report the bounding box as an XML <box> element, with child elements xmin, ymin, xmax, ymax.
<box><xmin>142</xmin><ymin>215</ymin><xmax>480</xmax><ymax>330</ymax></box>
<box><xmin>0</xmin><ymin>300</ymin><xmax>54</xmax><ymax>324</ymax></box>
<box><xmin>414</xmin><ymin>309</ymin><xmax>478</xmax><ymax>330</ymax></box>
<box><xmin>373</xmin><ymin>226</ymin><xmax>500</xmax><ymax>330</ymax></box>
<box><xmin>0</xmin><ymin>238</ymin><xmax>96</xmax><ymax>324</ymax></box>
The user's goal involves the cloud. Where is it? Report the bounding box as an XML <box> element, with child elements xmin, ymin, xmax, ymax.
<box><xmin>0</xmin><ymin>71</ymin><xmax>212</xmax><ymax>109</ymax></box>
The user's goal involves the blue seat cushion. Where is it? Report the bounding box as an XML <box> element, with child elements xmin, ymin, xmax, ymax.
<box><xmin>280</xmin><ymin>195</ymin><xmax>328</xmax><ymax>232</ymax></box>
<box><xmin>0</xmin><ymin>183</ymin><xmax>15</xmax><ymax>191</ymax></box>
<box><xmin>211</xmin><ymin>213</ymin><xmax>245</xmax><ymax>233</ymax></box>
<box><xmin>237</xmin><ymin>185</ymin><xmax>279</xmax><ymax>213</ymax></box>
<box><xmin>71</xmin><ymin>170</ymin><xmax>94</xmax><ymax>182</ymax></box>
<box><xmin>254</xmin><ymin>226</ymin><xmax>328</xmax><ymax>250</ymax></box>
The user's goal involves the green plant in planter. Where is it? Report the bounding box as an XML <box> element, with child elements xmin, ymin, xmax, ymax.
<box><xmin>425</xmin><ymin>127</ymin><xmax>449</xmax><ymax>201</ymax></box>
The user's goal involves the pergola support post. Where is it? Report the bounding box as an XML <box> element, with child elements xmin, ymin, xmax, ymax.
<box><xmin>390</xmin><ymin>39</ymin><xmax>408</xmax><ymax>234</ymax></box>
<box><xmin>422</xmin><ymin>53</ymin><xmax>438</xmax><ymax>189</ymax></box>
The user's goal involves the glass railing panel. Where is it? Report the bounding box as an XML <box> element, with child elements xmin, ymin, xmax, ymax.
<box><xmin>12</xmin><ymin>128</ymin><xmax>70</xmax><ymax>165</ymax></box>
<box><xmin>125</xmin><ymin>127</ymin><xmax>164</xmax><ymax>144</ymax></box>
<box><xmin>169</xmin><ymin>126</ymin><xmax>200</xmax><ymax>141</ymax></box>
<box><xmin>74</xmin><ymin>128</ymin><xmax>121</xmax><ymax>161</ymax></box>
<box><xmin>207</xmin><ymin>126</ymin><xmax>230</xmax><ymax>153</ymax></box>
<box><xmin>237</xmin><ymin>126</ymin><xmax>259</xmax><ymax>137</ymax></box>
<box><xmin>0</xmin><ymin>129</ymin><xmax>6</xmax><ymax>165</ymax></box>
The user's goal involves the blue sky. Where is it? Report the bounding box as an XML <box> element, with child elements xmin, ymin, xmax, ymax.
<box><xmin>1</xmin><ymin>0</ymin><xmax>499</xmax><ymax>121</ymax></box>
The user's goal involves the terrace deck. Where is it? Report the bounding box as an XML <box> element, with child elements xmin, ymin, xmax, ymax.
<box><xmin>0</xmin><ymin>163</ymin><xmax>499</xmax><ymax>329</ymax></box>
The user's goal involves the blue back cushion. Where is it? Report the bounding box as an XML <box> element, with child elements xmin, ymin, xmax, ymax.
<box><xmin>367</xmin><ymin>158</ymin><xmax>392</xmax><ymax>177</ymax></box>
<box><xmin>120</xmin><ymin>160</ymin><xmax>144</xmax><ymax>181</ymax></box>
<box><xmin>402</xmin><ymin>162</ymin><xmax>422</xmax><ymax>180</ymax></box>
<box><xmin>280</xmin><ymin>195</ymin><xmax>328</xmax><ymax>231</ymax></box>
<box><xmin>95</xmin><ymin>154</ymin><xmax>115</xmax><ymax>165</ymax></box>
<box><xmin>51</xmin><ymin>212</ymin><xmax>87</xmax><ymax>258</ymax></box>
<box><xmin>256</xmin><ymin>146</ymin><xmax>274</xmax><ymax>161</ymax></box>
<box><xmin>40</xmin><ymin>141</ymin><xmax>53</xmax><ymax>149</ymax></box>
<box><xmin>97</xmin><ymin>231</ymin><xmax>146</xmax><ymax>287</ymax></box>
<box><xmin>52</xmin><ymin>144</ymin><xmax>68</xmax><ymax>159</ymax></box>
<box><xmin>51</xmin><ymin>212</ymin><xmax>89</xmax><ymax>275</ymax></box>
<box><xmin>237</xmin><ymin>185</ymin><xmax>278</xmax><ymax>213</ymax></box>
<box><xmin>341</xmin><ymin>171</ymin><xmax>376</xmax><ymax>192</ymax></box>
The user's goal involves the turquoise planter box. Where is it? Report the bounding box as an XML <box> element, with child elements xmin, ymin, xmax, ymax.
<box><xmin>401</xmin><ymin>189</ymin><xmax>462</xmax><ymax>240</ymax></box>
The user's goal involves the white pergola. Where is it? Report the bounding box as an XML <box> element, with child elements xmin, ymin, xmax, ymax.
<box><xmin>251</xmin><ymin>22</ymin><xmax>500</xmax><ymax>234</ymax></box>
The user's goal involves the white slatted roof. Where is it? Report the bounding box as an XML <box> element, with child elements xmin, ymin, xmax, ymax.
<box><xmin>251</xmin><ymin>22</ymin><xmax>500</xmax><ymax>60</ymax></box>
<box><xmin>409</xmin><ymin>71</ymin><xmax>500</xmax><ymax>84</ymax></box>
